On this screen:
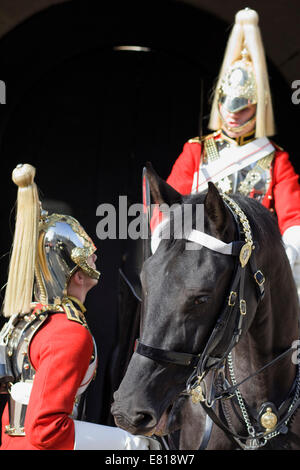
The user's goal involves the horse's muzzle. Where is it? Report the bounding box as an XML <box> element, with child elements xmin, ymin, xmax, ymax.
<box><xmin>111</xmin><ymin>392</ymin><xmax>158</xmax><ymax>435</ymax></box>
<box><xmin>111</xmin><ymin>389</ymin><xmax>185</xmax><ymax>436</ymax></box>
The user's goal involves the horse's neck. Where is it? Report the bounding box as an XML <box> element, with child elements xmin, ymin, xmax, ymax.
<box><xmin>234</xmin><ymin>263</ymin><xmax>299</xmax><ymax>407</ymax></box>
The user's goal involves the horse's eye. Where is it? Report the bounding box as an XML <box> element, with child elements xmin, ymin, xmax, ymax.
<box><xmin>193</xmin><ymin>295</ymin><xmax>210</xmax><ymax>305</ymax></box>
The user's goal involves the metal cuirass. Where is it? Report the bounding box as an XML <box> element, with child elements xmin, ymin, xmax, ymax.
<box><xmin>1</xmin><ymin>302</ymin><xmax>97</xmax><ymax>437</ymax></box>
<box><xmin>3</xmin><ymin>309</ymin><xmax>49</xmax><ymax>436</ymax></box>
<box><xmin>203</xmin><ymin>134</ymin><xmax>274</xmax><ymax>201</ymax></box>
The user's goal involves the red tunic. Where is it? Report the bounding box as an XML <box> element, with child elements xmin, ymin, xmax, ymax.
<box><xmin>166</xmin><ymin>136</ymin><xmax>300</xmax><ymax>235</ymax></box>
<box><xmin>1</xmin><ymin>313</ymin><xmax>93</xmax><ymax>450</ymax></box>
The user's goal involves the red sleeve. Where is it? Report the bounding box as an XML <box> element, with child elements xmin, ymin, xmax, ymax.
<box><xmin>150</xmin><ymin>142</ymin><xmax>201</xmax><ymax>232</ymax></box>
<box><xmin>272</xmin><ymin>150</ymin><xmax>300</xmax><ymax>234</ymax></box>
<box><xmin>25</xmin><ymin>314</ymin><xmax>93</xmax><ymax>450</ymax></box>
<box><xmin>166</xmin><ymin>142</ymin><xmax>202</xmax><ymax>195</ymax></box>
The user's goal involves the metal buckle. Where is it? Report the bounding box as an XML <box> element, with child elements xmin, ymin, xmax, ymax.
<box><xmin>240</xmin><ymin>299</ymin><xmax>247</xmax><ymax>315</ymax></box>
<box><xmin>254</xmin><ymin>270</ymin><xmax>265</xmax><ymax>286</ymax></box>
<box><xmin>228</xmin><ymin>291</ymin><xmax>237</xmax><ymax>306</ymax></box>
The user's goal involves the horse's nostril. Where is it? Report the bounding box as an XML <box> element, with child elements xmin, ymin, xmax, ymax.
<box><xmin>134</xmin><ymin>412</ymin><xmax>156</xmax><ymax>429</ymax></box>
<box><xmin>114</xmin><ymin>411</ymin><xmax>156</xmax><ymax>434</ymax></box>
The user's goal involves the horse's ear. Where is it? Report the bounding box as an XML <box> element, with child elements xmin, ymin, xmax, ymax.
<box><xmin>146</xmin><ymin>162</ymin><xmax>182</xmax><ymax>206</ymax></box>
<box><xmin>204</xmin><ymin>182</ymin><xmax>231</xmax><ymax>235</ymax></box>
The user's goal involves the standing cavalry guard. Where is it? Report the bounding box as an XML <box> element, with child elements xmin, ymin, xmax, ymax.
<box><xmin>0</xmin><ymin>163</ymin><xmax>160</xmax><ymax>450</ymax></box>
<box><xmin>152</xmin><ymin>8</ymin><xmax>300</xmax><ymax>297</ymax></box>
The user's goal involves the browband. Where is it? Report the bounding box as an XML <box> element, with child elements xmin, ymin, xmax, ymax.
<box><xmin>152</xmin><ymin>194</ymin><xmax>254</xmax><ymax>268</ymax></box>
<box><xmin>187</xmin><ymin>229</ymin><xmax>234</xmax><ymax>255</ymax></box>
<box><xmin>152</xmin><ymin>223</ymin><xmax>239</xmax><ymax>256</ymax></box>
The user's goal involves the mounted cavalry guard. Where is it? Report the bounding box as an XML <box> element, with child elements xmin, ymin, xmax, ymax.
<box><xmin>0</xmin><ymin>163</ymin><xmax>160</xmax><ymax>450</ymax></box>
<box><xmin>152</xmin><ymin>8</ymin><xmax>300</xmax><ymax>298</ymax></box>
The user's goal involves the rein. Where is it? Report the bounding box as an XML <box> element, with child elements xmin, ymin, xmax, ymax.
<box><xmin>135</xmin><ymin>194</ymin><xmax>300</xmax><ymax>449</ymax></box>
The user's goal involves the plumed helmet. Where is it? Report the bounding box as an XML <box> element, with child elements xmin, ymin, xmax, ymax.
<box><xmin>208</xmin><ymin>8</ymin><xmax>275</xmax><ymax>137</ymax></box>
<box><xmin>2</xmin><ymin>164</ymin><xmax>100</xmax><ymax>317</ymax></box>
<box><xmin>35</xmin><ymin>213</ymin><xmax>100</xmax><ymax>305</ymax></box>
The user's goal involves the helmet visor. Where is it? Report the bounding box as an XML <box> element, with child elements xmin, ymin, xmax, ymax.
<box><xmin>219</xmin><ymin>94</ymin><xmax>255</xmax><ymax>113</ymax></box>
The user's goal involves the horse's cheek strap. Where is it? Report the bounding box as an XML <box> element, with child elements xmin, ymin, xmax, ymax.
<box><xmin>197</xmin><ymin>266</ymin><xmax>240</xmax><ymax>361</ymax></box>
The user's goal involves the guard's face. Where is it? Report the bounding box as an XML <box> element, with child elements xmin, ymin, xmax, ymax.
<box><xmin>87</xmin><ymin>253</ymin><xmax>97</xmax><ymax>270</ymax></box>
<box><xmin>87</xmin><ymin>253</ymin><xmax>99</xmax><ymax>286</ymax></box>
<box><xmin>219</xmin><ymin>103</ymin><xmax>256</xmax><ymax>138</ymax></box>
<box><xmin>82</xmin><ymin>253</ymin><xmax>99</xmax><ymax>292</ymax></box>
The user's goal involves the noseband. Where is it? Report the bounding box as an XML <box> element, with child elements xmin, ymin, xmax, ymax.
<box><xmin>136</xmin><ymin>193</ymin><xmax>265</xmax><ymax>377</ymax></box>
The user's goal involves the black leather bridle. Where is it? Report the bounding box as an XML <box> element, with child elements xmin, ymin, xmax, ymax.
<box><xmin>135</xmin><ymin>197</ymin><xmax>265</xmax><ymax>386</ymax></box>
<box><xmin>134</xmin><ymin>197</ymin><xmax>300</xmax><ymax>448</ymax></box>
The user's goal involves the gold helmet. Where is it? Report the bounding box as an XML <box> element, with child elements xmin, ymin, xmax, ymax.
<box><xmin>35</xmin><ymin>213</ymin><xmax>99</xmax><ymax>305</ymax></box>
<box><xmin>2</xmin><ymin>164</ymin><xmax>100</xmax><ymax>317</ymax></box>
<box><xmin>209</xmin><ymin>8</ymin><xmax>275</xmax><ymax>137</ymax></box>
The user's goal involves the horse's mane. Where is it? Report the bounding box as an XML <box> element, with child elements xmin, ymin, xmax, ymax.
<box><xmin>226</xmin><ymin>193</ymin><xmax>282</xmax><ymax>249</ymax></box>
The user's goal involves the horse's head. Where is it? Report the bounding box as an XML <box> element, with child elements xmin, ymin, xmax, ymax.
<box><xmin>111</xmin><ymin>164</ymin><xmax>271</xmax><ymax>437</ymax></box>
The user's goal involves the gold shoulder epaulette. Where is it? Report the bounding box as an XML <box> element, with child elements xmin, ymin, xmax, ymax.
<box><xmin>188</xmin><ymin>131</ymin><xmax>220</xmax><ymax>144</ymax></box>
<box><xmin>188</xmin><ymin>136</ymin><xmax>201</xmax><ymax>143</ymax></box>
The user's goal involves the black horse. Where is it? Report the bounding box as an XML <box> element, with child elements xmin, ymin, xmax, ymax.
<box><xmin>111</xmin><ymin>165</ymin><xmax>300</xmax><ymax>450</ymax></box>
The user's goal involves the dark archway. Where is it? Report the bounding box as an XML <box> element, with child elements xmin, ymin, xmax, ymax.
<box><xmin>0</xmin><ymin>0</ymin><xmax>297</xmax><ymax>427</ymax></box>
